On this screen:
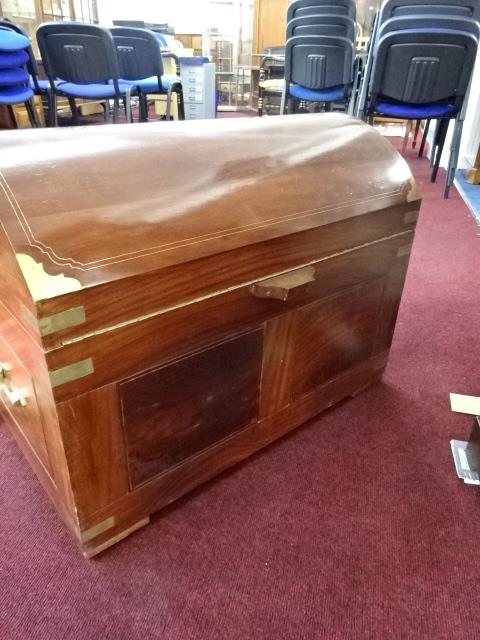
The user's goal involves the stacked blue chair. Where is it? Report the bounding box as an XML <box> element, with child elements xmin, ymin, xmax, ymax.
<box><xmin>355</xmin><ymin>0</ymin><xmax>480</xmax><ymax>198</ymax></box>
<box><xmin>0</xmin><ymin>25</ymin><xmax>39</xmax><ymax>127</ymax></box>
<box><xmin>281</xmin><ymin>0</ymin><xmax>357</xmax><ymax>114</ymax></box>
<box><xmin>0</xmin><ymin>20</ymin><xmax>57</xmax><ymax>126</ymax></box>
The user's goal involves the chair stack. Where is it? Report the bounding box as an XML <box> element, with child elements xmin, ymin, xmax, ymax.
<box><xmin>281</xmin><ymin>0</ymin><xmax>357</xmax><ymax>114</ymax></box>
<box><xmin>0</xmin><ymin>25</ymin><xmax>38</xmax><ymax>127</ymax></box>
<box><xmin>355</xmin><ymin>0</ymin><xmax>480</xmax><ymax>198</ymax></box>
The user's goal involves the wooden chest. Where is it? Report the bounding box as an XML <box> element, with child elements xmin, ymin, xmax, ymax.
<box><xmin>0</xmin><ymin>114</ymin><xmax>420</xmax><ymax>556</ymax></box>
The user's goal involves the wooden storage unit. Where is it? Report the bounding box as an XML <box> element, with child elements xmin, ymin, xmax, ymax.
<box><xmin>0</xmin><ymin>114</ymin><xmax>420</xmax><ymax>556</ymax></box>
<box><xmin>253</xmin><ymin>0</ymin><xmax>290</xmax><ymax>53</ymax></box>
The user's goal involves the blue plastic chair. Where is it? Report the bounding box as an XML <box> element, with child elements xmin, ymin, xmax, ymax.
<box><xmin>280</xmin><ymin>34</ymin><xmax>354</xmax><ymax>114</ymax></box>
<box><xmin>366</xmin><ymin>28</ymin><xmax>478</xmax><ymax>197</ymax></box>
<box><xmin>37</xmin><ymin>22</ymin><xmax>130</xmax><ymax>125</ymax></box>
<box><xmin>0</xmin><ymin>25</ymin><xmax>38</xmax><ymax>127</ymax></box>
<box><xmin>0</xmin><ymin>20</ymin><xmax>59</xmax><ymax>125</ymax></box>
<box><xmin>110</xmin><ymin>27</ymin><xmax>184</xmax><ymax>122</ymax></box>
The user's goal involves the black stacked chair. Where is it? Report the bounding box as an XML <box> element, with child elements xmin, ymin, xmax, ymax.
<box><xmin>286</xmin><ymin>15</ymin><xmax>356</xmax><ymax>39</ymax></box>
<box><xmin>355</xmin><ymin>0</ymin><xmax>480</xmax><ymax>198</ymax></box>
<box><xmin>287</xmin><ymin>0</ymin><xmax>357</xmax><ymax>21</ymax></box>
<box><xmin>280</xmin><ymin>0</ymin><xmax>357</xmax><ymax>115</ymax></box>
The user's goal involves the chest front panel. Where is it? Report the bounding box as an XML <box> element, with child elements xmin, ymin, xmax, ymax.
<box><xmin>54</xmin><ymin>228</ymin><xmax>412</xmax><ymax>520</ymax></box>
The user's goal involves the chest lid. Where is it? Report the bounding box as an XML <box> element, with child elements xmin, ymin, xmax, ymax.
<box><xmin>0</xmin><ymin>113</ymin><xmax>418</xmax><ymax>304</ymax></box>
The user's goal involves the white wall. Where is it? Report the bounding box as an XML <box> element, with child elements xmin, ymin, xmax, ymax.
<box><xmin>96</xmin><ymin>0</ymin><xmax>210</xmax><ymax>33</ymax></box>
<box><xmin>459</xmin><ymin>47</ymin><xmax>480</xmax><ymax>170</ymax></box>
<box><xmin>435</xmin><ymin>50</ymin><xmax>480</xmax><ymax>170</ymax></box>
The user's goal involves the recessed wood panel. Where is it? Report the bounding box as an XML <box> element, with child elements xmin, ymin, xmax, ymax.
<box><xmin>289</xmin><ymin>279</ymin><xmax>386</xmax><ymax>400</ymax></box>
<box><xmin>120</xmin><ymin>330</ymin><xmax>263</xmax><ymax>487</ymax></box>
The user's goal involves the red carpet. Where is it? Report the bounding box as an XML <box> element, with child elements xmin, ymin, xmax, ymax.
<box><xmin>1</xmin><ymin>137</ymin><xmax>479</xmax><ymax>639</ymax></box>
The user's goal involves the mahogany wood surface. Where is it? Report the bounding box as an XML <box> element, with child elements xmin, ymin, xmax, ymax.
<box><xmin>0</xmin><ymin>114</ymin><xmax>416</xmax><ymax>290</ymax></box>
<box><xmin>39</xmin><ymin>204</ymin><xmax>417</xmax><ymax>351</ymax></box>
<box><xmin>0</xmin><ymin>114</ymin><xmax>421</xmax><ymax>556</ymax></box>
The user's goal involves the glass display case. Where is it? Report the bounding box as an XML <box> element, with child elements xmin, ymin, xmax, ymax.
<box><xmin>204</xmin><ymin>0</ymin><xmax>254</xmax><ymax>110</ymax></box>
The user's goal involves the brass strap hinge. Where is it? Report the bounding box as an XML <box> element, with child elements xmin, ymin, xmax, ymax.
<box><xmin>39</xmin><ymin>306</ymin><xmax>86</xmax><ymax>337</ymax></box>
<box><xmin>79</xmin><ymin>516</ymin><xmax>116</xmax><ymax>544</ymax></box>
<box><xmin>49</xmin><ymin>357</ymin><xmax>94</xmax><ymax>388</ymax></box>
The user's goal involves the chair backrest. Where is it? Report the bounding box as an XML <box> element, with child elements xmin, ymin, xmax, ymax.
<box><xmin>287</xmin><ymin>0</ymin><xmax>356</xmax><ymax>23</ymax></box>
<box><xmin>370</xmin><ymin>29</ymin><xmax>478</xmax><ymax>105</ymax></box>
<box><xmin>36</xmin><ymin>22</ymin><xmax>120</xmax><ymax>86</ymax></box>
<box><xmin>110</xmin><ymin>27</ymin><xmax>164</xmax><ymax>82</ymax></box>
<box><xmin>378</xmin><ymin>15</ymin><xmax>480</xmax><ymax>40</ymax></box>
<box><xmin>379</xmin><ymin>0</ymin><xmax>480</xmax><ymax>22</ymax></box>
<box><xmin>285</xmin><ymin>35</ymin><xmax>354</xmax><ymax>90</ymax></box>
<box><xmin>286</xmin><ymin>15</ymin><xmax>356</xmax><ymax>40</ymax></box>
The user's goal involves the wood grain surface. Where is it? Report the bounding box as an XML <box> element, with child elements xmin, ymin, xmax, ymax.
<box><xmin>0</xmin><ymin>115</ymin><xmax>421</xmax><ymax>555</ymax></box>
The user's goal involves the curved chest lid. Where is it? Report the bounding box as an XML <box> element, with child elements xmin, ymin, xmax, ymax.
<box><xmin>0</xmin><ymin>113</ymin><xmax>419</xmax><ymax>301</ymax></box>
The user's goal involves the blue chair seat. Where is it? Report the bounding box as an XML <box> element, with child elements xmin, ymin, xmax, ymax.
<box><xmin>30</xmin><ymin>78</ymin><xmax>60</xmax><ymax>93</ymax></box>
<box><xmin>56</xmin><ymin>81</ymin><xmax>131</xmax><ymax>99</ymax></box>
<box><xmin>0</xmin><ymin>85</ymin><xmax>34</xmax><ymax>104</ymax></box>
<box><xmin>0</xmin><ymin>49</ymin><xmax>29</xmax><ymax>68</ymax></box>
<box><xmin>133</xmin><ymin>74</ymin><xmax>181</xmax><ymax>93</ymax></box>
<box><xmin>289</xmin><ymin>83</ymin><xmax>347</xmax><ymax>102</ymax></box>
<box><xmin>0</xmin><ymin>67</ymin><xmax>29</xmax><ymax>86</ymax></box>
<box><xmin>373</xmin><ymin>100</ymin><xmax>458</xmax><ymax>119</ymax></box>
<box><xmin>0</xmin><ymin>29</ymin><xmax>30</xmax><ymax>52</ymax></box>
